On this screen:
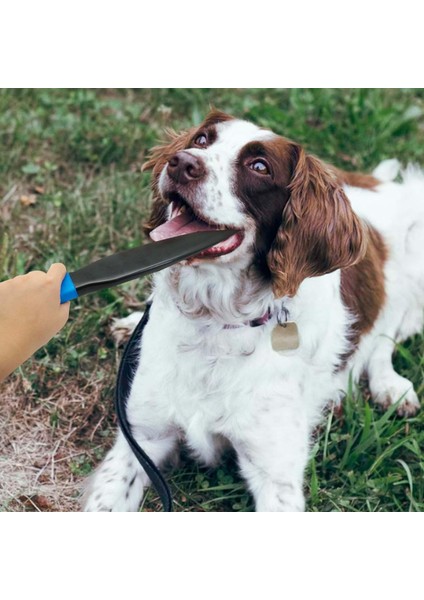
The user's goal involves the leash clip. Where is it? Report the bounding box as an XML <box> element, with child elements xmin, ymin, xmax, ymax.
<box><xmin>277</xmin><ymin>305</ymin><xmax>290</xmax><ymax>328</ymax></box>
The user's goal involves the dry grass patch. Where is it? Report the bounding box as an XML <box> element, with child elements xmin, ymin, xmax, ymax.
<box><xmin>0</xmin><ymin>372</ymin><xmax>115</xmax><ymax>511</ymax></box>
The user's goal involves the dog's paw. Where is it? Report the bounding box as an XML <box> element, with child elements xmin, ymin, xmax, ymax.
<box><xmin>255</xmin><ymin>483</ymin><xmax>305</xmax><ymax>512</ymax></box>
<box><xmin>371</xmin><ymin>373</ymin><xmax>420</xmax><ymax>417</ymax></box>
<box><xmin>110</xmin><ymin>312</ymin><xmax>144</xmax><ymax>345</ymax></box>
<box><xmin>82</xmin><ymin>463</ymin><xmax>143</xmax><ymax>512</ymax></box>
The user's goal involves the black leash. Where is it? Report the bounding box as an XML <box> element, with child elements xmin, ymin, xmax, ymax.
<box><xmin>115</xmin><ymin>303</ymin><xmax>173</xmax><ymax>511</ymax></box>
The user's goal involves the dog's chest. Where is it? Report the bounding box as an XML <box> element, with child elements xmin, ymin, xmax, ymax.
<box><xmin>135</xmin><ymin>285</ymin><xmax>347</xmax><ymax>440</ymax></box>
<box><xmin>169</xmin><ymin>330</ymin><xmax>268</xmax><ymax>431</ymax></box>
<box><xmin>139</xmin><ymin>306</ymin><xmax>278</xmax><ymax>432</ymax></box>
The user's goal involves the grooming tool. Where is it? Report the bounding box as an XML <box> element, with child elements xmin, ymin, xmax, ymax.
<box><xmin>60</xmin><ymin>230</ymin><xmax>235</xmax><ymax>303</ymax></box>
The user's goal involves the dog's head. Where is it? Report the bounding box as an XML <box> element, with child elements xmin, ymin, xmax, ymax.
<box><xmin>144</xmin><ymin>110</ymin><xmax>365</xmax><ymax>297</ymax></box>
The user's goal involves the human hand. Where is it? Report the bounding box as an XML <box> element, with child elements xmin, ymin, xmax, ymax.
<box><xmin>0</xmin><ymin>263</ymin><xmax>70</xmax><ymax>381</ymax></box>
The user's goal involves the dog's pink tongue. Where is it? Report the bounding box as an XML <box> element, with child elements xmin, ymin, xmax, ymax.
<box><xmin>150</xmin><ymin>212</ymin><xmax>218</xmax><ymax>241</ymax></box>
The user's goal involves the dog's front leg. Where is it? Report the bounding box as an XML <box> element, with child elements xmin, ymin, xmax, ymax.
<box><xmin>83</xmin><ymin>428</ymin><xmax>177</xmax><ymax>512</ymax></box>
<box><xmin>83</xmin><ymin>381</ymin><xmax>178</xmax><ymax>512</ymax></box>
<box><xmin>234</xmin><ymin>394</ymin><xmax>308</xmax><ymax>512</ymax></box>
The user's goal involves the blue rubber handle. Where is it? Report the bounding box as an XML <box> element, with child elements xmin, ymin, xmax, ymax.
<box><xmin>60</xmin><ymin>273</ymin><xmax>79</xmax><ymax>303</ymax></box>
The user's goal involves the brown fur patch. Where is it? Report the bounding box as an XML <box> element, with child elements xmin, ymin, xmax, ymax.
<box><xmin>329</xmin><ymin>166</ymin><xmax>380</xmax><ymax>190</ymax></box>
<box><xmin>267</xmin><ymin>144</ymin><xmax>366</xmax><ymax>298</ymax></box>
<box><xmin>340</xmin><ymin>224</ymin><xmax>388</xmax><ymax>363</ymax></box>
<box><xmin>198</xmin><ymin>108</ymin><xmax>235</xmax><ymax>129</ymax></box>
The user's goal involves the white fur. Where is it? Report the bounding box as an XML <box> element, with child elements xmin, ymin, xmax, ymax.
<box><xmin>372</xmin><ymin>158</ymin><xmax>401</xmax><ymax>182</ymax></box>
<box><xmin>84</xmin><ymin>121</ymin><xmax>424</xmax><ymax>512</ymax></box>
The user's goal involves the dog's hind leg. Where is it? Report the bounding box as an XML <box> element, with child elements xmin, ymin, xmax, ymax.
<box><xmin>82</xmin><ymin>429</ymin><xmax>177</xmax><ymax>512</ymax></box>
<box><xmin>367</xmin><ymin>335</ymin><xmax>420</xmax><ymax>417</ymax></box>
<box><xmin>110</xmin><ymin>312</ymin><xmax>144</xmax><ymax>345</ymax></box>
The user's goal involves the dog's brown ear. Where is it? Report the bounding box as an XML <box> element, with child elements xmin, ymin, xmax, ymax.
<box><xmin>142</xmin><ymin>127</ymin><xmax>196</xmax><ymax>236</ymax></box>
<box><xmin>267</xmin><ymin>144</ymin><xmax>366</xmax><ymax>297</ymax></box>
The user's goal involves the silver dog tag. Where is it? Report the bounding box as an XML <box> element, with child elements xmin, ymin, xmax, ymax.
<box><xmin>271</xmin><ymin>322</ymin><xmax>300</xmax><ymax>352</ymax></box>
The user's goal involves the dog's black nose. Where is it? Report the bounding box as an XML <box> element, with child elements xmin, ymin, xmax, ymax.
<box><xmin>167</xmin><ymin>151</ymin><xmax>206</xmax><ymax>184</ymax></box>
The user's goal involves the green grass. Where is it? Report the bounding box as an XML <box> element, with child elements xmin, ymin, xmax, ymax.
<box><xmin>1</xmin><ymin>88</ymin><xmax>423</xmax><ymax>511</ymax></box>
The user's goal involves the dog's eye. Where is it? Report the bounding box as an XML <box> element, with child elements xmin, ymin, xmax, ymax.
<box><xmin>194</xmin><ymin>133</ymin><xmax>208</xmax><ymax>148</ymax></box>
<box><xmin>249</xmin><ymin>159</ymin><xmax>270</xmax><ymax>175</ymax></box>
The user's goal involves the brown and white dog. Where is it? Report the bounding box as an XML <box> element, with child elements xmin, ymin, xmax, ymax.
<box><xmin>84</xmin><ymin>110</ymin><xmax>424</xmax><ymax>511</ymax></box>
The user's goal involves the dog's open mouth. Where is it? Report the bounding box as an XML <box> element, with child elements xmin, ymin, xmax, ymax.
<box><xmin>149</xmin><ymin>193</ymin><xmax>244</xmax><ymax>258</ymax></box>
